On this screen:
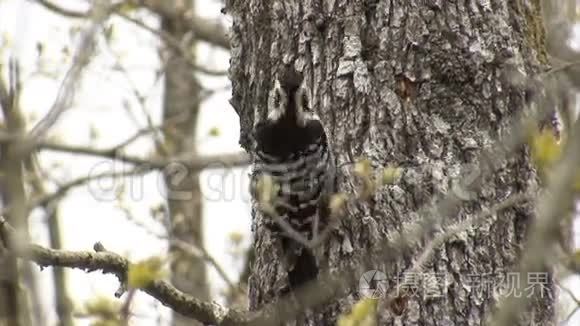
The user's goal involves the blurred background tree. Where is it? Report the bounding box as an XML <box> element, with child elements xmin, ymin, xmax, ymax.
<box><xmin>0</xmin><ymin>1</ymin><xmax>250</xmax><ymax>325</ymax></box>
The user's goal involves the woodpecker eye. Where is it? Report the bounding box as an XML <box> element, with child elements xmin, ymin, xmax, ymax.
<box><xmin>301</xmin><ymin>92</ymin><xmax>310</xmax><ymax>111</ymax></box>
<box><xmin>273</xmin><ymin>91</ymin><xmax>282</xmax><ymax>108</ymax></box>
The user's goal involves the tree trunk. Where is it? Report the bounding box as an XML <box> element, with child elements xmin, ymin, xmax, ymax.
<box><xmin>227</xmin><ymin>1</ymin><xmax>554</xmax><ymax>325</ymax></box>
<box><xmin>47</xmin><ymin>205</ymin><xmax>73</xmax><ymax>326</ymax></box>
<box><xmin>0</xmin><ymin>64</ymin><xmax>32</xmax><ymax>326</ymax></box>
<box><xmin>160</xmin><ymin>1</ymin><xmax>209</xmax><ymax>325</ymax></box>
<box><xmin>0</xmin><ymin>152</ymin><xmax>31</xmax><ymax>326</ymax></box>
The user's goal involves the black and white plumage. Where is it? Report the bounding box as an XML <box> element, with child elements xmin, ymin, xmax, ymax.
<box><xmin>251</xmin><ymin>71</ymin><xmax>334</xmax><ymax>290</ymax></box>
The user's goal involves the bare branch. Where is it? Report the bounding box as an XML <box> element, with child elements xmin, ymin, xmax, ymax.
<box><xmin>26</xmin><ymin>0</ymin><xmax>110</xmax><ymax>146</ymax></box>
<box><xmin>117</xmin><ymin>13</ymin><xmax>228</xmax><ymax>76</ymax></box>
<box><xmin>115</xmin><ymin>205</ymin><xmax>242</xmax><ymax>295</ymax></box>
<box><xmin>0</xmin><ymin>168</ymin><xmax>146</xmax><ymax>226</ymax></box>
<box><xmin>28</xmin><ymin>168</ymin><xmax>152</xmax><ymax>212</ymax></box>
<box><xmin>30</xmin><ymin>0</ymin><xmax>88</xmax><ymax>18</ymax></box>
<box><xmin>32</xmin><ymin>0</ymin><xmax>230</xmax><ymax>49</ymax></box>
<box><xmin>32</xmin><ymin>141</ymin><xmax>250</xmax><ymax>171</ymax></box>
<box><xmin>132</xmin><ymin>0</ymin><xmax>230</xmax><ymax>49</ymax></box>
<box><xmin>0</xmin><ymin>217</ymin><xmax>252</xmax><ymax>325</ymax></box>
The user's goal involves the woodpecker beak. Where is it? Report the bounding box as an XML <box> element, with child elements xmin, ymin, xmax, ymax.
<box><xmin>295</xmin><ymin>87</ymin><xmax>316</xmax><ymax>127</ymax></box>
<box><xmin>267</xmin><ymin>79</ymin><xmax>286</xmax><ymax>122</ymax></box>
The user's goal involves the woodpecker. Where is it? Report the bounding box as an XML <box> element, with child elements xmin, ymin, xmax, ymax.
<box><xmin>251</xmin><ymin>70</ymin><xmax>334</xmax><ymax>290</ymax></box>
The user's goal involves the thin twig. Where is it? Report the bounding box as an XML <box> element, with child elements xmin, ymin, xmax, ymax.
<box><xmin>171</xmin><ymin>239</ymin><xmax>240</xmax><ymax>294</ymax></box>
<box><xmin>2</xmin><ymin>168</ymin><xmax>147</xmax><ymax>237</ymax></box>
<box><xmin>117</xmin><ymin>13</ymin><xmax>228</xmax><ymax>76</ymax></box>
<box><xmin>35</xmin><ymin>141</ymin><xmax>250</xmax><ymax>170</ymax></box>
<box><xmin>557</xmin><ymin>280</ymin><xmax>580</xmax><ymax>325</ymax></box>
<box><xmin>101</xmin><ymin>32</ymin><xmax>170</xmax><ymax>157</ymax></box>
<box><xmin>115</xmin><ymin>204</ymin><xmax>242</xmax><ymax>295</ymax></box>
<box><xmin>31</xmin><ymin>0</ymin><xmax>88</xmax><ymax>18</ymax></box>
<box><xmin>385</xmin><ymin>192</ymin><xmax>532</xmax><ymax>307</ymax></box>
<box><xmin>110</xmin><ymin>123</ymin><xmax>168</xmax><ymax>152</ymax></box>
<box><xmin>490</xmin><ymin>119</ymin><xmax>580</xmax><ymax>326</ymax></box>
<box><xmin>31</xmin><ymin>0</ymin><xmax>230</xmax><ymax>49</ymax></box>
<box><xmin>27</xmin><ymin>1</ymin><xmax>110</xmax><ymax>145</ymax></box>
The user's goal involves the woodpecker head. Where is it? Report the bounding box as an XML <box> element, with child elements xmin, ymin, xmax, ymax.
<box><xmin>267</xmin><ymin>74</ymin><xmax>318</xmax><ymax>127</ymax></box>
<box><xmin>254</xmin><ymin>70</ymin><xmax>326</xmax><ymax>159</ymax></box>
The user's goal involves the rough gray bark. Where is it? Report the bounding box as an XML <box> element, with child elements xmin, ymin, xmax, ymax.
<box><xmin>160</xmin><ymin>1</ymin><xmax>209</xmax><ymax>325</ymax></box>
<box><xmin>227</xmin><ymin>1</ymin><xmax>554</xmax><ymax>325</ymax></box>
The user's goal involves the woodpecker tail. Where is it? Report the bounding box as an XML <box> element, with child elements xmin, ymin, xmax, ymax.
<box><xmin>283</xmin><ymin>238</ymin><xmax>319</xmax><ymax>291</ymax></box>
